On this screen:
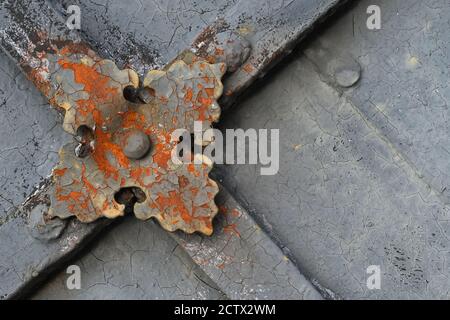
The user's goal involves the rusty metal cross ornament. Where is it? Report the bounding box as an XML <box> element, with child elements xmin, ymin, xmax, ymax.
<box><xmin>0</xmin><ymin>1</ymin><xmax>253</xmax><ymax>235</ymax></box>
<box><xmin>32</xmin><ymin>44</ymin><xmax>225</xmax><ymax>235</ymax></box>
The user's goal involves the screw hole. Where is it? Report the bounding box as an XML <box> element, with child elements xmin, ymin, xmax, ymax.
<box><xmin>123</xmin><ymin>85</ymin><xmax>140</xmax><ymax>103</ymax></box>
<box><xmin>75</xmin><ymin>125</ymin><xmax>95</xmax><ymax>158</ymax></box>
<box><xmin>114</xmin><ymin>187</ymin><xmax>147</xmax><ymax>215</ymax></box>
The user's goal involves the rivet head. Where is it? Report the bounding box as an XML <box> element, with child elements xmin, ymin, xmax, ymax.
<box><xmin>123</xmin><ymin>130</ymin><xmax>151</xmax><ymax>159</ymax></box>
<box><xmin>335</xmin><ymin>64</ymin><xmax>361</xmax><ymax>88</ymax></box>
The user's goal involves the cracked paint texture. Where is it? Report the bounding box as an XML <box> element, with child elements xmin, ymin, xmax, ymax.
<box><xmin>44</xmin><ymin>50</ymin><xmax>226</xmax><ymax>234</ymax></box>
<box><xmin>32</xmin><ymin>215</ymin><xmax>226</xmax><ymax>300</ymax></box>
<box><xmin>216</xmin><ymin>17</ymin><xmax>450</xmax><ymax>299</ymax></box>
<box><xmin>49</xmin><ymin>0</ymin><xmax>345</xmax><ymax>108</ymax></box>
<box><xmin>172</xmin><ymin>186</ymin><xmax>323</xmax><ymax>299</ymax></box>
<box><xmin>310</xmin><ymin>0</ymin><xmax>450</xmax><ymax>205</ymax></box>
<box><xmin>214</xmin><ymin>0</ymin><xmax>449</xmax><ymax>299</ymax></box>
<box><xmin>1</xmin><ymin>0</ymin><xmax>343</xmax><ymax>299</ymax></box>
<box><xmin>1</xmin><ymin>0</ymin><xmax>226</xmax><ymax>234</ymax></box>
<box><xmin>0</xmin><ymin>51</ymin><xmax>68</xmax><ymax>223</ymax></box>
<box><xmin>32</xmin><ymin>185</ymin><xmax>322</xmax><ymax>300</ymax></box>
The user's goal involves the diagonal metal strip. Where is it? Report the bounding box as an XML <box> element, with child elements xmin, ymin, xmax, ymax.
<box><xmin>0</xmin><ymin>0</ymin><xmax>345</xmax><ymax>299</ymax></box>
<box><xmin>170</xmin><ymin>185</ymin><xmax>323</xmax><ymax>299</ymax></box>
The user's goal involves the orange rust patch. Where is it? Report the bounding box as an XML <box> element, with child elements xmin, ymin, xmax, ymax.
<box><xmin>202</xmin><ymin>76</ymin><xmax>211</xmax><ymax>84</ymax></box>
<box><xmin>152</xmin><ymin>131</ymin><xmax>173</xmax><ymax>169</ymax></box>
<box><xmin>205</xmin><ymin>87</ymin><xmax>215</xmax><ymax>97</ymax></box>
<box><xmin>121</xmin><ymin>111</ymin><xmax>146</xmax><ymax>130</ymax></box>
<box><xmin>58</xmin><ymin>60</ymin><xmax>130</xmax><ymax>180</ymax></box>
<box><xmin>130</xmin><ymin>167</ymin><xmax>144</xmax><ymax>185</ymax></box>
<box><xmin>154</xmin><ymin>190</ymin><xmax>193</xmax><ymax>224</ymax></box>
<box><xmin>57</xmin><ymin>43</ymin><xmax>95</xmax><ymax>58</ymax></box>
<box><xmin>184</xmin><ymin>87</ymin><xmax>194</xmax><ymax>103</ymax></box>
<box><xmin>178</xmin><ymin>176</ymin><xmax>190</xmax><ymax>188</ymax></box>
<box><xmin>205</xmin><ymin>56</ymin><xmax>216</xmax><ymax>64</ymax></box>
<box><xmin>53</xmin><ymin>168</ymin><xmax>67</xmax><ymax>176</ymax></box>
<box><xmin>58</xmin><ymin>60</ymin><xmax>116</xmax><ymax>102</ymax></box>
<box><xmin>81</xmin><ymin>164</ymin><xmax>97</xmax><ymax>196</ymax></box>
<box><xmin>214</xmin><ymin>48</ymin><xmax>225</xmax><ymax>56</ymax></box>
<box><xmin>231</xmin><ymin>208</ymin><xmax>241</xmax><ymax>218</ymax></box>
<box><xmin>242</xmin><ymin>63</ymin><xmax>254</xmax><ymax>73</ymax></box>
<box><xmin>92</xmin><ymin>127</ymin><xmax>130</xmax><ymax>180</ymax></box>
<box><xmin>187</xmin><ymin>163</ymin><xmax>201</xmax><ymax>177</ymax></box>
<box><xmin>27</xmin><ymin>67</ymin><xmax>51</xmax><ymax>97</ymax></box>
<box><xmin>55</xmin><ymin>185</ymin><xmax>91</xmax><ymax>216</ymax></box>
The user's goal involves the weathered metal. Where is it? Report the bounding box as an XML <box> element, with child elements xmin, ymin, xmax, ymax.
<box><xmin>48</xmin><ymin>53</ymin><xmax>226</xmax><ymax>235</ymax></box>
<box><xmin>122</xmin><ymin>129</ymin><xmax>151</xmax><ymax>160</ymax></box>
<box><xmin>0</xmin><ymin>0</ymin><xmax>347</xmax><ymax>299</ymax></box>
<box><xmin>1</xmin><ymin>0</ymin><xmax>227</xmax><ymax>235</ymax></box>
<box><xmin>191</xmin><ymin>21</ymin><xmax>252</xmax><ymax>73</ymax></box>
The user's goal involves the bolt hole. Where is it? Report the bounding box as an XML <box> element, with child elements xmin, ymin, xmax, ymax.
<box><xmin>76</xmin><ymin>125</ymin><xmax>94</xmax><ymax>141</ymax></box>
<box><xmin>137</xmin><ymin>87</ymin><xmax>155</xmax><ymax>104</ymax></box>
<box><xmin>114</xmin><ymin>187</ymin><xmax>147</xmax><ymax>215</ymax></box>
<box><xmin>114</xmin><ymin>187</ymin><xmax>147</xmax><ymax>214</ymax></box>
<box><xmin>75</xmin><ymin>125</ymin><xmax>95</xmax><ymax>158</ymax></box>
<box><xmin>123</xmin><ymin>85</ymin><xmax>141</xmax><ymax>103</ymax></box>
<box><xmin>123</xmin><ymin>86</ymin><xmax>155</xmax><ymax>104</ymax></box>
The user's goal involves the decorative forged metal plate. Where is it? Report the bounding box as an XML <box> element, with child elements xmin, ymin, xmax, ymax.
<box><xmin>30</xmin><ymin>43</ymin><xmax>226</xmax><ymax>235</ymax></box>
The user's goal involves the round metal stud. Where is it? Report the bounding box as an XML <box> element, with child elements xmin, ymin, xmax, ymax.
<box><xmin>123</xmin><ymin>129</ymin><xmax>151</xmax><ymax>159</ymax></box>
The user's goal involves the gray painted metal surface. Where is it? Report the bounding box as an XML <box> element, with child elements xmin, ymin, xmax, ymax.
<box><xmin>217</xmin><ymin>0</ymin><xmax>450</xmax><ymax>299</ymax></box>
<box><xmin>0</xmin><ymin>50</ymin><xmax>90</xmax><ymax>299</ymax></box>
<box><xmin>0</xmin><ymin>0</ymin><xmax>108</xmax><ymax>299</ymax></box>
<box><xmin>49</xmin><ymin>0</ymin><xmax>347</xmax><ymax>109</ymax></box>
<box><xmin>311</xmin><ymin>0</ymin><xmax>450</xmax><ymax>205</ymax></box>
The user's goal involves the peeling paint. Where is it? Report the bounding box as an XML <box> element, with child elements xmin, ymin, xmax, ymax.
<box><xmin>11</xmin><ymin>30</ymin><xmax>226</xmax><ymax>235</ymax></box>
<box><xmin>50</xmin><ymin>55</ymin><xmax>226</xmax><ymax>235</ymax></box>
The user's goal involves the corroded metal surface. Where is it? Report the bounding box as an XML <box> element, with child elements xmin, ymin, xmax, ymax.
<box><xmin>0</xmin><ymin>0</ymin><xmax>347</xmax><ymax>299</ymax></box>
<box><xmin>1</xmin><ymin>0</ymin><xmax>228</xmax><ymax>235</ymax></box>
<box><xmin>1</xmin><ymin>0</ymin><xmax>226</xmax><ymax>234</ymax></box>
<box><xmin>49</xmin><ymin>53</ymin><xmax>225</xmax><ymax>235</ymax></box>
<box><xmin>191</xmin><ymin>20</ymin><xmax>252</xmax><ymax>73</ymax></box>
